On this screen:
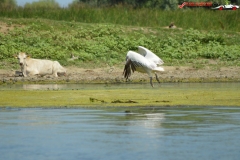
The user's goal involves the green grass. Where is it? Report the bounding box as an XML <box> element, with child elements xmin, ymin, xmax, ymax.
<box><xmin>0</xmin><ymin>13</ymin><xmax>239</xmax><ymax>69</ymax></box>
<box><xmin>1</xmin><ymin>7</ymin><xmax>240</xmax><ymax>31</ymax></box>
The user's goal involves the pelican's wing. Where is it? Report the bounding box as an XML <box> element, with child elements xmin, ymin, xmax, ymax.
<box><xmin>138</xmin><ymin>46</ymin><xmax>164</xmax><ymax>65</ymax></box>
<box><xmin>123</xmin><ymin>51</ymin><xmax>151</xmax><ymax>79</ymax></box>
<box><xmin>123</xmin><ymin>51</ymin><xmax>134</xmax><ymax>80</ymax></box>
<box><xmin>123</xmin><ymin>58</ymin><xmax>135</xmax><ymax>80</ymax></box>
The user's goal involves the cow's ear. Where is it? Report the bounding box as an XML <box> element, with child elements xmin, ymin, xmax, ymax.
<box><xmin>26</xmin><ymin>53</ymin><xmax>31</xmax><ymax>58</ymax></box>
<box><xmin>25</xmin><ymin>53</ymin><xmax>30</xmax><ymax>58</ymax></box>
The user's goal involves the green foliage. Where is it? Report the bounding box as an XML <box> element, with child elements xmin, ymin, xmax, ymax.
<box><xmin>152</xmin><ymin>29</ymin><xmax>239</xmax><ymax>61</ymax></box>
<box><xmin>0</xmin><ymin>0</ymin><xmax>16</xmax><ymax>9</ymax></box>
<box><xmin>24</xmin><ymin>0</ymin><xmax>60</xmax><ymax>9</ymax></box>
<box><xmin>182</xmin><ymin>29</ymin><xmax>224</xmax><ymax>44</ymax></box>
<box><xmin>71</xmin><ymin>0</ymin><xmax>240</xmax><ymax>8</ymax></box>
<box><xmin>0</xmin><ymin>5</ymin><xmax>239</xmax><ymax>32</ymax></box>
<box><xmin>73</xmin><ymin>0</ymin><xmax>171</xmax><ymax>9</ymax></box>
<box><xmin>0</xmin><ymin>18</ymin><xmax>239</xmax><ymax>69</ymax></box>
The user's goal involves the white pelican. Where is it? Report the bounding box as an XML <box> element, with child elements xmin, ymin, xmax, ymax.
<box><xmin>123</xmin><ymin>46</ymin><xmax>164</xmax><ymax>87</ymax></box>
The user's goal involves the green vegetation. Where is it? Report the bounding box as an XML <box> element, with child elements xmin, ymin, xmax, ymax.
<box><xmin>0</xmin><ymin>85</ymin><xmax>239</xmax><ymax>107</ymax></box>
<box><xmin>0</xmin><ymin>17</ymin><xmax>239</xmax><ymax>69</ymax></box>
<box><xmin>0</xmin><ymin>0</ymin><xmax>239</xmax><ymax>69</ymax></box>
<box><xmin>1</xmin><ymin>6</ymin><xmax>240</xmax><ymax>31</ymax></box>
<box><xmin>0</xmin><ymin>1</ymin><xmax>239</xmax><ymax>108</ymax></box>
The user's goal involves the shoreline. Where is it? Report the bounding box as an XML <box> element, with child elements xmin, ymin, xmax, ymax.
<box><xmin>0</xmin><ymin>66</ymin><xmax>240</xmax><ymax>85</ymax></box>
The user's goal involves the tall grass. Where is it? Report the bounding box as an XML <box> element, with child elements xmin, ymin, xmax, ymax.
<box><xmin>0</xmin><ymin>7</ymin><xmax>239</xmax><ymax>31</ymax></box>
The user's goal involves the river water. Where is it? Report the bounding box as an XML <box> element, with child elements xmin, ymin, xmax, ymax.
<box><xmin>0</xmin><ymin>82</ymin><xmax>239</xmax><ymax>90</ymax></box>
<box><xmin>0</xmin><ymin>106</ymin><xmax>240</xmax><ymax>160</ymax></box>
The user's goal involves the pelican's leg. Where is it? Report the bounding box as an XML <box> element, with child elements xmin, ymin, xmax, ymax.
<box><xmin>150</xmin><ymin>77</ymin><xmax>154</xmax><ymax>87</ymax></box>
<box><xmin>155</xmin><ymin>73</ymin><xmax>161</xmax><ymax>83</ymax></box>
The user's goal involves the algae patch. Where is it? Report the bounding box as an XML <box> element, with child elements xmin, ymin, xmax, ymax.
<box><xmin>111</xmin><ymin>99</ymin><xmax>138</xmax><ymax>103</ymax></box>
<box><xmin>0</xmin><ymin>84</ymin><xmax>239</xmax><ymax>107</ymax></box>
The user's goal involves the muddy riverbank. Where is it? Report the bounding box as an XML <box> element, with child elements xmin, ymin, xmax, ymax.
<box><xmin>0</xmin><ymin>66</ymin><xmax>240</xmax><ymax>84</ymax></box>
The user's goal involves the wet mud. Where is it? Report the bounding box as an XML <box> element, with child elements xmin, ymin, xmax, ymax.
<box><xmin>0</xmin><ymin>66</ymin><xmax>240</xmax><ymax>85</ymax></box>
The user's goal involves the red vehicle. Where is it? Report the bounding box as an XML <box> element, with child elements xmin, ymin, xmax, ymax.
<box><xmin>178</xmin><ymin>2</ymin><xmax>213</xmax><ymax>8</ymax></box>
<box><xmin>179</xmin><ymin>1</ymin><xmax>239</xmax><ymax>10</ymax></box>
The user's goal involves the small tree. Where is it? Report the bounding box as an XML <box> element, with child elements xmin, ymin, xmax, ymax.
<box><xmin>0</xmin><ymin>0</ymin><xmax>17</xmax><ymax>9</ymax></box>
<box><xmin>24</xmin><ymin>0</ymin><xmax>60</xmax><ymax>9</ymax></box>
<box><xmin>162</xmin><ymin>0</ymin><xmax>178</xmax><ymax>10</ymax></box>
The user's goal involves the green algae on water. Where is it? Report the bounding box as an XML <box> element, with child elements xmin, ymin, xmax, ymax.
<box><xmin>0</xmin><ymin>84</ymin><xmax>239</xmax><ymax>107</ymax></box>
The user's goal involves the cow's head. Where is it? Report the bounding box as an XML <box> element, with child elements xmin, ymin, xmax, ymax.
<box><xmin>15</xmin><ymin>52</ymin><xmax>28</xmax><ymax>66</ymax></box>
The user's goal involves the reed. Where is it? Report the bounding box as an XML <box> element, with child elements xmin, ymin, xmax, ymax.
<box><xmin>0</xmin><ymin>7</ymin><xmax>239</xmax><ymax>31</ymax></box>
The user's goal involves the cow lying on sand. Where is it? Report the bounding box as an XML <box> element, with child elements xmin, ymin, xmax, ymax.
<box><xmin>15</xmin><ymin>52</ymin><xmax>66</xmax><ymax>77</ymax></box>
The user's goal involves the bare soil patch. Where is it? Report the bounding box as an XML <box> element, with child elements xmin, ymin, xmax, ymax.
<box><xmin>0</xmin><ymin>21</ymin><xmax>23</xmax><ymax>34</ymax></box>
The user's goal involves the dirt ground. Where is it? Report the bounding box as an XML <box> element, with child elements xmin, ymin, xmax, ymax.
<box><xmin>0</xmin><ymin>65</ymin><xmax>239</xmax><ymax>84</ymax></box>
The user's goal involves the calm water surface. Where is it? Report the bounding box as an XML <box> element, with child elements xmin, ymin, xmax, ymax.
<box><xmin>0</xmin><ymin>82</ymin><xmax>239</xmax><ymax>90</ymax></box>
<box><xmin>0</xmin><ymin>107</ymin><xmax>240</xmax><ymax>160</ymax></box>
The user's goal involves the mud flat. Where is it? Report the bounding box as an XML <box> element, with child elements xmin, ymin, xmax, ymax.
<box><xmin>0</xmin><ymin>66</ymin><xmax>240</xmax><ymax>84</ymax></box>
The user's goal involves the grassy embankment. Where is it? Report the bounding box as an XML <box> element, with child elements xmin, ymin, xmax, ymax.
<box><xmin>0</xmin><ymin>8</ymin><xmax>239</xmax><ymax>69</ymax></box>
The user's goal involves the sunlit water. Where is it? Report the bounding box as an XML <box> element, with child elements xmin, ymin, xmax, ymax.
<box><xmin>0</xmin><ymin>107</ymin><xmax>240</xmax><ymax>160</ymax></box>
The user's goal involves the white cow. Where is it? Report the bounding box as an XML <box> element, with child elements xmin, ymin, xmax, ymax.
<box><xmin>15</xmin><ymin>52</ymin><xmax>66</xmax><ymax>77</ymax></box>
